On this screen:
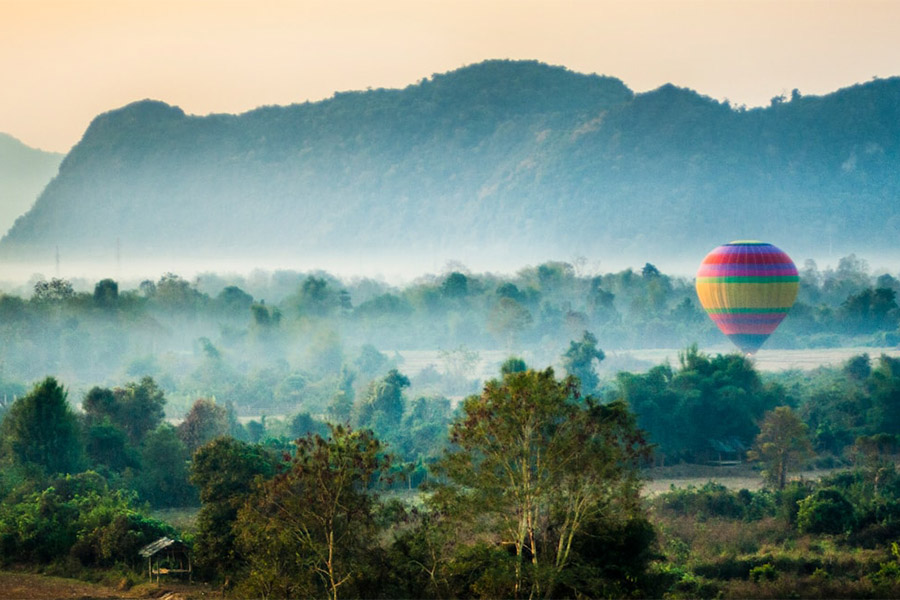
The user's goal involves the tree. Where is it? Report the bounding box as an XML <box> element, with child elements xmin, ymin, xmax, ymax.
<box><xmin>441</xmin><ymin>272</ymin><xmax>469</xmax><ymax>299</ymax></box>
<box><xmin>748</xmin><ymin>406</ymin><xmax>814</xmax><ymax>489</ymax></box>
<box><xmin>355</xmin><ymin>369</ymin><xmax>410</xmax><ymax>433</ymax></box>
<box><xmin>178</xmin><ymin>398</ymin><xmax>229</xmax><ymax>453</ymax></box>
<box><xmin>137</xmin><ymin>424</ymin><xmax>196</xmax><ymax>508</ymax></box>
<box><xmin>617</xmin><ymin>346</ymin><xmax>779</xmax><ymax>463</ymax></box>
<box><xmin>92</xmin><ymin>278</ymin><xmax>119</xmax><ymax>308</ymax></box>
<box><xmin>32</xmin><ymin>278</ymin><xmax>74</xmax><ymax>303</ymax></box>
<box><xmin>500</xmin><ymin>356</ymin><xmax>527</xmax><ymax>376</ymax></box>
<box><xmin>82</xmin><ymin>377</ymin><xmax>166</xmax><ymax>445</ymax></box>
<box><xmin>190</xmin><ymin>437</ymin><xmax>279</xmax><ymax>579</ymax></box>
<box><xmin>437</xmin><ymin>368</ymin><xmax>650</xmax><ymax>598</ymax></box>
<box><xmin>234</xmin><ymin>426</ymin><xmax>389</xmax><ymax>600</ymax></box>
<box><xmin>289</xmin><ymin>412</ymin><xmax>328</xmax><ymax>440</ymax></box>
<box><xmin>83</xmin><ymin>419</ymin><xmax>139</xmax><ymax>473</ymax></box>
<box><xmin>0</xmin><ymin>377</ymin><xmax>83</xmax><ymax>475</ymax></box>
<box><xmin>561</xmin><ymin>330</ymin><xmax>605</xmax><ymax>393</ymax></box>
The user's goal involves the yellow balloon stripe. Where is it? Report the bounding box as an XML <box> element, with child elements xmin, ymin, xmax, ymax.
<box><xmin>696</xmin><ymin>281</ymin><xmax>799</xmax><ymax>310</ymax></box>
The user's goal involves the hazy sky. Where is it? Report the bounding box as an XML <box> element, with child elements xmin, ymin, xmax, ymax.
<box><xmin>3</xmin><ymin>0</ymin><xmax>900</xmax><ymax>153</ymax></box>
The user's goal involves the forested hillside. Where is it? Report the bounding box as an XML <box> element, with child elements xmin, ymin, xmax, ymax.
<box><xmin>2</xmin><ymin>60</ymin><xmax>899</xmax><ymax>269</ymax></box>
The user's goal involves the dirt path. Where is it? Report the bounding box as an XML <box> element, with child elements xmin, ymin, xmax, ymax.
<box><xmin>0</xmin><ymin>571</ymin><xmax>126</xmax><ymax>599</ymax></box>
<box><xmin>0</xmin><ymin>571</ymin><xmax>209</xmax><ymax>600</ymax></box>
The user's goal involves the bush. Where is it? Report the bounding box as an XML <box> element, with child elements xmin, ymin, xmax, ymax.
<box><xmin>750</xmin><ymin>562</ymin><xmax>779</xmax><ymax>582</ymax></box>
<box><xmin>797</xmin><ymin>489</ymin><xmax>855</xmax><ymax>534</ymax></box>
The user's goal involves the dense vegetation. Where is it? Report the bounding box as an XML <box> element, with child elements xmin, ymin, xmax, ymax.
<box><xmin>3</xmin><ymin>347</ymin><xmax>900</xmax><ymax>597</ymax></box>
<box><xmin>0</xmin><ymin>257</ymin><xmax>899</xmax><ymax>597</ymax></box>
<box><xmin>0</xmin><ymin>255</ymin><xmax>897</xmax><ymax>420</ymax></box>
<box><xmin>3</xmin><ymin>60</ymin><xmax>900</xmax><ymax>267</ymax></box>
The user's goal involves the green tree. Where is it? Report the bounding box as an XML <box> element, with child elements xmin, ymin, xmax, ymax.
<box><xmin>748</xmin><ymin>406</ymin><xmax>814</xmax><ymax>489</ymax></box>
<box><xmin>92</xmin><ymin>278</ymin><xmax>119</xmax><ymax>308</ymax></box>
<box><xmin>83</xmin><ymin>419</ymin><xmax>139</xmax><ymax>473</ymax></box>
<box><xmin>235</xmin><ymin>426</ymin><xmax>389</xmax><ymax>600</ymax></box>
<box><xmin>796</xmin><ymin>488</ymin><xmax>855</xmax><ymax>534</ymax></box>
<box><xmin>616</xmin><ymin>346</ymin><xmax>779</xmax><ymax>463</ymax></box>
<box><xmin>866</xmin><ymin>355</ymin><xmax>900</xmax><ymax>435</ymax></box>
<box><xmin>500</xmin><ymin>356</ymin><xmax>527</xmax><ymax>376</ymax></box>
<box><xmin>137</xmin><ymin>424</ymin><xmax>195</xmax><ymax>508</ymax></box>
<box><xmin>355</xmin><ymin>369</ymin><xmax>410</xmax><ymax>433</ymax></box>
<box><xmin>31</xmin><ymin>278</ymin><xmax>74</xmax><ymax>303</ymax></box>
<box><xmin>190</xmin><ymin>437</ymin><xmax>279</xmax><ymax>579</ymax></box>
<box><xmin>0</xmin><ymin>377</ymin><xmax>83</xmax><ymax>475</ymax></box>
<box><xmin>438</xmin><ymin>368</ymin><xmax>650</xmax><ymax>598</ymax></box>
<box><xmin>82</xmin><ymin>377</ymin><xmax>166</xmax><ymax>445</ymax></box>
<box><xmin>561</xmin><ymin>330</ymin><xmax>605</xmax><ymax>393</ymax></box>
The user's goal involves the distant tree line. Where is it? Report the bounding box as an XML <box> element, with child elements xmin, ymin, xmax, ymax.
<box><xmin>0</xmin><ymin>256</ymin><xmax>897</xmax><ymax>422</ymax></box>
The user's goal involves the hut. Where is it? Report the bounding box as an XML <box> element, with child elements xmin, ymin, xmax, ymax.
<box><xmin>139</xmin><ymin>537</ymin><xmax>192</xmax><ymax>583</ymax></box>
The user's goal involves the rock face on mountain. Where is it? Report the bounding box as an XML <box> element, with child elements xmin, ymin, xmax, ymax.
<box><xmin>0</xmin><ymin>134</ymin><xmax>63</xmax><ymax>237</ymax></box>
<box><xmin>2</xmin><ymin>60</ymin><xmax>899</xmax><ymax>271</ymax></box>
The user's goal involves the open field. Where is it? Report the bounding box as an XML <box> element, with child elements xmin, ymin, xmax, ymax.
<box><xmin>611</xmin><ymin>346</ymin><xmax>900</xmax><ymax>373</ymax></box>
<box><xmin>642</xmin><ymin>463</ymin><xmax>846</xmax><ymax>497</ymax></box>
<box><xmin>390</xmin><ymin>346</ymin><xmax>900</xmax><ymax>381</ymax></box>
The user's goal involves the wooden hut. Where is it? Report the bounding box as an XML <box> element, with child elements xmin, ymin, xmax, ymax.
<box><xmin>139</xmin><ymin>537</ymin><xmax>192</xmax><ymax>583</ymax></box>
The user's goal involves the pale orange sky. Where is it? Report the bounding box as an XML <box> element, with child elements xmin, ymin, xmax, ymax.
<box><xmin>2</xmin><ymin>0</ymin><xmax>900</xmax><ymax>153</ymax></box>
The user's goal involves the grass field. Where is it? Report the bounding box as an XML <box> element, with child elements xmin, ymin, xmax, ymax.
<box><xmin>642</xmin><ymin>463</ymin><xmax>843</xmax><ymax>497</ymax></box>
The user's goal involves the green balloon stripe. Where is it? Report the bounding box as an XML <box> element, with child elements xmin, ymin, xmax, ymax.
<box><xmin>696</xmin><ymin>276</ymin><xmax>799</xmax><ymax>284</ymax></box>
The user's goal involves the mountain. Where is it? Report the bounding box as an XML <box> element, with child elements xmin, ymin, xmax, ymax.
<box><xmin>0</xmin><ymin>134</ymin><xmax>63</xmax><ymax>237</ymax></box>
<box><xmin>2</xmin><ymin>60</ymin><xmax>899</xmax><ymax>274</ymax></box>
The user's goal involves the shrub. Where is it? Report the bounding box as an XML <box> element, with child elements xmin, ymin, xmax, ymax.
<box><xmin>750</xmin><ymin>562</ymin><xmax>779</xmax><ymax>582</ymax></box>
<box><xmin>797</xmin><ymin>489</ymin><xmax>855</xmax><ymax>534</ymax></box>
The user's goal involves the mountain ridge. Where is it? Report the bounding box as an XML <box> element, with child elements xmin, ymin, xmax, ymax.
<box><xmin>0</xmin><ymin>133</ymin><xmax>64</xmax><ymax>238</ymax></box>
<box><xmin>3</xmin><ymin>60</ymin><xmax>899</xmax><ymax>273</ymax></box>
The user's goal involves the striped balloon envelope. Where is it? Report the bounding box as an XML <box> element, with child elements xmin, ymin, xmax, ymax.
<box><xmin>695</xmin><ymin>241</ymin><xmax>799</xmax><ymax>354</ymax></box>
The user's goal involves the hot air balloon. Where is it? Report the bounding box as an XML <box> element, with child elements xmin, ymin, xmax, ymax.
<box><xmin>695</xmin><ymin>241</ymin><xmax>799</xmax><ymax>354</ymax></box>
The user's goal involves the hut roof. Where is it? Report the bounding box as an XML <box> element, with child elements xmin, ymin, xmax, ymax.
<box><xmin>139</xmin><ymin>537</ymin><xmax>188</xmax><ymax>558</ymax></box>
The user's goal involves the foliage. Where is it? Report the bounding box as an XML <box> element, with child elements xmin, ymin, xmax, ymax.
<box><xmin>0</xmin><ymin>377</ymin><xmax>83</xmax><ymax>475</ymax></box>
<box><xmin>796</xmin><ymin>488</ymin><xmax>856</xmax><ymax>534</ymax></box>
<box><xmin>177</xmin><ymin>398</ymin><xmax>230</xmax><ymax>453</ymax></box>
<box><xmin>437</xmin><ymin>367</ymin><xmax>652</xmax><ymax>598</ymax></box>
<box><xmin>234</xmin><ymin>425</ymin><xmax>389</xmax><ymax>600</ymax></box>
<box><xmin>354</xmin><ymin>369</ymin><xmax>410</xmax><ymax>435</ymax></box>
<box><xmin>83</xmin><ymin>377</ymin><xmax>166</xmax><ymax>445</ymax></box>
<box><xmin>748</xmin><ymin>406</ymin><xmax>815</xmax><ymax>489</ymax></box>
<box><xmin>189</xmin><ymin>436</ymin><xmax>279</xmax><ymax>579</ymax></box>
<box><xmin>136</xmin><ymin>424</ymin><xmax>196</xmax><ymax>508</ymax></box>
<box><xmin>615</xmin><ymin>346</ymin><xmax>779</xmax><ymax>462</ymax></box>
<box><xmin>561</xmin><ymin>330</ymin><xmax>605</xmax><ymax>393</ymax></box>
<box><xmin>0</xmin><ymin>471</ymin><xmax>173</xmax><ymax>567</ymax></box>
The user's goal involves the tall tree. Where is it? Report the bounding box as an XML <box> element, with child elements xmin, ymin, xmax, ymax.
<box><xmin>235</xmin><ymin>425</ymin><xmax>389</xmax><ymax>600</ymax></box>
<box><xmin>561</xmin><ymin>330</ymin><xmax>605</xmax><ymax>393</ymax></box>
<box><xmin>0</xmin><ymin>377</ymin><xmax>83</xmax><ymax>475</ymax></box>
<box><xmin>355</xmin><ymin>369</ymin><xmax>410</xmax><ymax>433</ymax></box>
<box><xmin>190</xmin><ymin>437</ymin><xmax>278</xmax><ymax>579</ymax></box>
<box><xmin>438</xmin><ymin>368</ymin><xmax>650</xmax><ymax>598</ymax></box>
<box><xmin>748</xmin><ymin>406</ymin><xmax>814</xmax><ymax>489</ymax></box>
